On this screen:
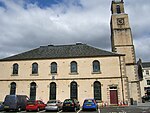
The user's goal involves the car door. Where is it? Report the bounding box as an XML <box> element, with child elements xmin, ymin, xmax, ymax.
<box><xmin>39</xmin><ymin>101</ymin><xmax>45</xmax><ymax>110</ymax></box>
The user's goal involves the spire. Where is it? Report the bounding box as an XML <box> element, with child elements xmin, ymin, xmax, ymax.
<box><xmin>111</xmin><ymin>0</ymin><xmax>124</xmax><ymax>14</ymax></box>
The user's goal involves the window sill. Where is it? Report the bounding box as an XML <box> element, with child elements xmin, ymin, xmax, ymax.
<box><xmin>11</xmin><ymin>74</ymin><xmax>19</xmax><ymax>76</ymax></box>
<box><xmin>69</xmin><ymin>72</ymin><xmax>79</xmax><ymax>75</ymax></box>
<box><xmin>30</xmin><ymin>74</ymin><xmax>39</xmax><ymax>76</ymax></box>
<box><xmin>49</xmin><ymin>73</ymin><xmax>58</xmax><ymax>75</ymax></box>
<box><xmin>92</xmin><ymin>72</ymin><xmax>101</xmax><ymax>74</ymax></box>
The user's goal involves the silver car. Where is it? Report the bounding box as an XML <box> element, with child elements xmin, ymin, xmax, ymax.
<box><xmin>45</xmin><ymin>100</ymin><xmax>62</xmax><ymax>111</ymax></box>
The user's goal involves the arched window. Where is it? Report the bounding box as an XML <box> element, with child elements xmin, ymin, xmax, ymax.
<box><xmin>13</xmin><ymin>63</ymin><xmax>19</xmax><ymax>74</ymax></box>
<box><xmin>49</xmin><ymin>82</ymin><xmax>56</xmax><ymax>100</ymax></box>
<box><xmin>30</xmin><ymin>82</ymin><xmax>36</xmax><ymax>100</ymax></box>
<box><xmin>32</xmin><ymin>63</ymin><xmax>38</xmax><ymax>74</ymax></box>
<box><xmin>10</xmin><ymin>82</ymin><xmax>16</xmax><ymax>95</ymax></box>
<box><xmin>116</xmin><ymin>5</ymin><xmax>121</xmax><ymax>14</ymax></box>
<box><xmin>70</xmin><ymin>81</ymin><xmax>78</xmax><ymax>99</ymax></box>
<box><xmin>93</xmin><ymin>60</ymin><xmax>100</xmax><ymax>72</ymax></box>
<box><xmin>70</xmin><ymin>61</ymin><xmax>78</xmax><ymax>73</ymax></box>
<box><xmin>94</xmin><ymin>81</ymin><xmax>101</xmax><ymax>101</ymax></box>
<box><xmin>51</xmin><ymin>62</ymin><xmax>57</xmax><ymax>74</ymax></box>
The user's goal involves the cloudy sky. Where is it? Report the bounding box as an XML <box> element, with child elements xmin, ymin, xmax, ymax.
<box><xmin>0</xmin><ymin>0</ymin><xmax>149</xmax><ymax>62</ymax></box>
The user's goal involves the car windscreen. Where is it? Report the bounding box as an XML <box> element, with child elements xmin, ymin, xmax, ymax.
<box><xmin>27</xmin><ymin>100</ymin><xmax>36</xmax><ymax>105</ymax></box>
<box><xmin>47</xmin><ymin>100</ymin><xmax>56</xmax><ymax>104</ymax></box>
<box><xmin>4</xmin><ymin>95</ymin><xmax>16</xmax><ymax>104</ymax></box>
<box><xmin>84</xmin><ymin>99</ymin><xmax>94</xmax><ymax>104</ymax></box>
<box><xmin>64</xmin><ymin>99</ymin><xmax>73</xmax><ymax>103</ymax></box>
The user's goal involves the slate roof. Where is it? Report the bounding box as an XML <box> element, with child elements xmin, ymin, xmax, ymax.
<box><xmin>0</xmin><ymin>43</ymin><xmax>123</xmax><ymax>61</ymax></box>
<box><xmin>142</xmin><ymin>62</ymin><xmax>150</xmax><ymax>68</ymax></box>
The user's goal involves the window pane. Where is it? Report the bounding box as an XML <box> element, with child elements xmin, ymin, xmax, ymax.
<box><xmin>147</xmin><ymin>80</ymin><xmax>150</xmax><ymax>85</ymax></box>
<box><xmin>146</xmin><ymin>70</ymin><xmax>149</xmax><ymax>75</ymax></box>
<box><xmin>10</xmin><ymin>82</ymin><xmax>16</xmax><ymax>95</ymax></box>
<box><xmin>71</xmin><ymin>61</ymin><xmax>77</xmax><ymax>73</ymax></box>
<box><xmin>116</xmin><ymin>5</ymin><xmax>121</xmax><ymax>14</ymax></box>
<box><xmin>70</xmin><ymin>81</ymin><xmax>78</xmax><ymax>99</ymax></box>
<box><xmin>32</xmin><ymin>63</ymin><xmax>38</xmax><ymax>74</ymax></box>
<box><xmin>30</xmin><ymin>82</ymin><xmax>36</xmax><ymax>100</ymax></box>
<box><xmin>50</xmin><ymin>82</ymin><xmax>56</xmax><ymax>100</ymax></box>
<box><xmin>51</xmin><ymin>62</ymin><xmax>57</xmax><ymax>74</ymax></box>
<box><xmin>13</xmin><ymin>64</ymin><xmax>18</xmax><ymax>74</ymax></box>
<box><xmin>93</xmin><ymin>61</ymin><xmax>100</xmax><ymax>72</ymax></box>
<box><xmin>94</xmin><ymin>81</ymin><xmax>101</xmax><ymax>100</ymax></box>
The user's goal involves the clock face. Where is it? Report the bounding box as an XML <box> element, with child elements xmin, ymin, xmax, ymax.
<box><xmin>117</xmin><ymin>18</ymin><xmax>124</xmax><ymax>25</ymax></box>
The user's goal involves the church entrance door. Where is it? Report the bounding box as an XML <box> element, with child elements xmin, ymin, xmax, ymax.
<box><xmin>110</xmin><ymin>87</ymin><xmax>118</xmax><ymax>105</ymax></box>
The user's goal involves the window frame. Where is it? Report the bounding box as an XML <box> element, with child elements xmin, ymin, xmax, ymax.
<box><xmin>31</xmin><ymin>62</ymin><xmax>38</xmax><ymax>75</ymax></box>
<box><xmin>10</xmin><ymin>82</ymin><xmax>16</xmax><ymax>95</ymax></box>
<box><xmin>70</xmin><ymin>61</ymin><xmax>78</xmax><ymax>74</ymax></box>
<box><xmin>30</xmin><ymin>82</ymin><xmax>37</xmax><ymax>100</ymax></box>
<box><xmin>147</xmin><ymin>80</ymin><xmax>150</xmax><ymax>85</ymax></box>
<box><xmin>12</xmin><ymin>63</ymin><xmax>19</xmax><ymax>75</ymax></box>
<box><xmin>49</xmin><ymin>82</ymin><xmax>56</xmax><ymax>100</ymax></box>
<box><xmin>146</xmin><ymin>70</ymin><xmax>149</xmax><ymax>75</ymax></box>
<box><xmin>116</xmin><ymin>5</ymin><xmax>121</xmax><ymax>14</ymax></box>
<box><xmin>92</xmin><ymin>60</ymin><xmax>101</xmax><ymax>73</ymax></box>
<box><xmin>93</xmin><ymin>81</ymin><xmax>102</xmax><ymax>101</ymax></box>
<box><xmin>70</xmin><ymin>81</ymin><xmax>78</xmax><ymax>100</ymax></box>
<box><xmin>51</xmin><ymin>62</ymin><xmax>57</xmax><ymax>74</ymax></box>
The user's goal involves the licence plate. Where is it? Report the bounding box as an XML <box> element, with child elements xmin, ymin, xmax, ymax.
<box><xmin>66</xmin><ymin>104</ymin><xmax>70</xmax><ymax>106</ymax></box>
<box><xmin>29</xmin><ymin>105</ymin><xmax>34</xmax><ymax>106</ymax></box>
<box><xmin>4</xmin><ymin>106</ymin><xmax>9</xmax><ymax>108</ymax></box>
<box><xmin>86</xmin><ymin>105</ymin><xmax>91</xmax><ymax>106</ymax></box>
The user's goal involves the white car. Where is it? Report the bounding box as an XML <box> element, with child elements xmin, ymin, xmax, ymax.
<box><xmin>45</xmin><ymin>100</ymin><xmax>62</xmax><ymax>111</ymax></box>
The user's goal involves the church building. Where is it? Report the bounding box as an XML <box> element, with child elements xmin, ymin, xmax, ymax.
<box><xmin>0</xmin><ymin>0</ymin><xmax>141</xmax><ymax>105</ymax></box>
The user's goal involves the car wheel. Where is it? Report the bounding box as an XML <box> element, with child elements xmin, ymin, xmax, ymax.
<box><xmin>18</xmin><ymin>107</ymin><xmax>21</xmax><ymax>112</ymax></box>
<box><xmin>57</xmin><ymin>107</ymin><xmax>60</xmax><ymax>111</ymax></box>
<box><xmin>74</xmin><ymin>107</ymin><xmax>77</xmax><ymax>112</ymax></box>
<box><xmin>37</xmin><ymin>108</ymin><xmax>40</xmax><ymax>112</ymax></box>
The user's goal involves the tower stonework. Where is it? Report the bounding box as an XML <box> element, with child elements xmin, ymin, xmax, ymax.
<box><xmin>110</xmin><ymin>0</ymin><xmax>141</xmax><ymax>103</ymax></box>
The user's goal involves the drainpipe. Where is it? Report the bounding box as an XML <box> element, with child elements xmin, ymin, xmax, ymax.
<box><xmin>119</xmin><ymin>56</ymin><xmax>125</xmax><ymax>104</ymax></box>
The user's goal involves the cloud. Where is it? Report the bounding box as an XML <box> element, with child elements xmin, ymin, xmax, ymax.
<box><xmin>0</xmin><ymin>0</ymin><xmax>149</xmax><ymax>62</ymax></box>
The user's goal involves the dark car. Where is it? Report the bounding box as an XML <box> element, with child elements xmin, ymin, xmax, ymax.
<box><xmin>4</xmin><ymin>95</ymin><xmax>29</xmax><ymax>112</ymax></box>
<box><xmin>0</xmin><ymin>102</ymin><xmax>4</xmax><ymax>111</ymax></box>
<box><xmin>62</xmin><ymin>99</ymin><xmax>80</xmax><ymax>112</ymax></box>
<box><xmin>26</xmin><ymin>100</ymin><xmax>46</xmax><ymax>112</ymax></box>
<box><xmin>82</xmin><ymin>99</ymin><xmax>98</xmax><ymax>111</ymax></box>
<box><xmin>45</xmin><ymin>100</ymin><xmax>62</xmax><ymax>111</ymax></box>
<box><xmin>142</xmin><ymin>95</ymin><xmax>150</xmax><ymax>103</ymax></box>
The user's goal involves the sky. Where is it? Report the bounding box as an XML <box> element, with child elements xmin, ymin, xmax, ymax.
<box><xmin>0</xmin><ymin>0</ymin><xmax>149</xmax><ymax>62</ymax></box>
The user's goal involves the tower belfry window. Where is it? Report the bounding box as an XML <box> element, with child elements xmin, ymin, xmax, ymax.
<box><xmin>116</xmin><ymin>5</ymin><xmax>121</xmax><ymax>14</ymax></box>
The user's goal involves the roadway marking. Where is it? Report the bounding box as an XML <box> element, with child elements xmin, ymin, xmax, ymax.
<box><xmin>77</xmin><ymin>109</ymin><xmax>82</xmax><ymax>113</ymax></box>
<box><xmin>57</xmin><ymin>110</ymin><xmax>63</xmax><ymax>113</ymax></box>
<box><xmin>98</xmin><ymin>108</ymin><xmax>101</xmax><ymax>113</ymax></box>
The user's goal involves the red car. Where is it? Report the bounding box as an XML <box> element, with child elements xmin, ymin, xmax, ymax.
<box><xmin>26</xmin><ymin>100</ymin><xmax>46</xmax><ymax>112</ymax></box>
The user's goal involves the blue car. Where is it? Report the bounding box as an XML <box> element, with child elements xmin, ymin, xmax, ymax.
<box><xmin>0</xmin><ymin>102</ymin><xmax>4</xmax><ymax>111</ymax></box>
<box><xmin>82</xmin><ymin>99</ymin><xmax>98</xmax><ymax>111</ymax></box>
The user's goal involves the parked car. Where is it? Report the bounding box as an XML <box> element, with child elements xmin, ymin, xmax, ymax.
<box><xmin>26</xmin><ymin>100</ymin><xmax>46</xmax><ymax>111</ymax></box>
<box><xmin>45</xmin><ymin>100</ymin><xmax>62</xmax><ymax>111</ymax></box>
<box><xmin>3</xmin><ymin>95</ymin><xmax>29</xmax><ymax>112</ymax></box>
<box><xmin>0</xmin><ymin>101</ymin><xmax>4</xmax><ymax>111</ymax></box>
<box><xmin>62</xmin><ymin>99</ymin><xmax>80</xmax><ymax>111</ymax></box>
<box><xmin>142</xmin><ymin>95</ymin><xmax>150</xmax><ymax>103</ymax></box>
<box><xmin>82</xmin><ymin>99</ymin><xmax>98</xmax><ymax>111</ymax></box>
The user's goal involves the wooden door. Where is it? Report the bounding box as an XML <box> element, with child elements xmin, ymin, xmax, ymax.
<box><xmin>110</xmin><ymin>90</ymin><xmax>118</xmax><ymax>105</ymax></box>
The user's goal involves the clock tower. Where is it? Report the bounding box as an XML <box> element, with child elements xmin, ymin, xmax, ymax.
<box><xmin>110</xmin><ymin>0</ymin><xmax>141</xmax><ymax>103</ymax></box>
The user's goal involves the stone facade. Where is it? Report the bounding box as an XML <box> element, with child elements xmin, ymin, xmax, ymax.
<box><xmin>137</xmin><ymin>59</ymin><xmax>150</xmax><ymax>97</ymax></box>
<box><xmin>110</xmin><ymin>0</ymin><xmax>141</xmax><ymax>103</ymax></box>
<box><xmin>0</xmin><ymin>0</ymin><xmax>140</xmax><ymax>105</ymax></box>
<box><xmin>0</xmin><ymin>54</ymin><xmax>128</xmax><ymax>104</ymax></box>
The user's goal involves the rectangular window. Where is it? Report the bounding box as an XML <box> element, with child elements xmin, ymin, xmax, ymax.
<box><xmin>146</xmin><ymin>70</ymin><xmax>149</xmax><ymax>75</ymax></box>
<box><xmin>147</xmin><ymin>80</ymin><xmax>150</xmax><ymax>85</ymax></box>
